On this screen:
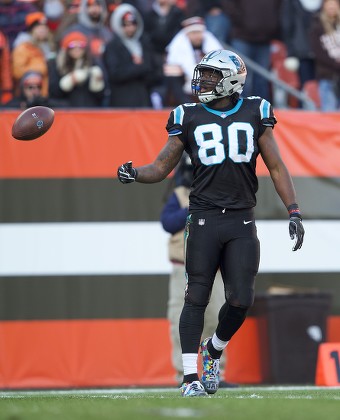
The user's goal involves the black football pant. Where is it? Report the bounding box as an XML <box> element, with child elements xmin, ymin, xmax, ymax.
<box><xmin>179</xmin><ymin>208</ymin><xmax>260</xmax><ymax>354</ymax></box>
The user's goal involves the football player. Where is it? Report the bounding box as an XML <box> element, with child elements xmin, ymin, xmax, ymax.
<box><xmin>117</xmin><ymin>49</ymin><xmax>305</xmax><ymax>397</ymax></box>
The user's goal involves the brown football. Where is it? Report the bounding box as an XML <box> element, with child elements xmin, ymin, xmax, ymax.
<box><xmin>12</xmin><ymin>106</ymin><xmax>55</xmax><ymax>141</ymax></box>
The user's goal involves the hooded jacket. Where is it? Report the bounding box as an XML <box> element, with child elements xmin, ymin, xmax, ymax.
<box><xmin>103</xmin><ymin>3</ymin><xmax>162</xmax><ymax>107</ymax></box>
<box><xmin>61</xmin><ymin>0</ymin><xmax>112</xmax><ymax>57</ymax></box>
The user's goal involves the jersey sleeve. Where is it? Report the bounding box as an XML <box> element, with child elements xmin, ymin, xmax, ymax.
<box><xmin>166</xmin><ymin>105</ymin><xmax>186</xmax><ymax>143</ymax></box>
<box><xmin>259</xmin><ymin>99</ymin><xmax>277</xmax><ymax>127</ymax></box>
<box><xmin>258</xmin><ymin>98</ymin><xmax>277</xmax><ymax>137</ymax></box>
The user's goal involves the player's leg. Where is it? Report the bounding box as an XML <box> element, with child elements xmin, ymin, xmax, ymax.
<box><xmin>201</xmin><ymin>224</ymin><xmax>260</xmax><ymax>394</ymax></box>
<box><xmin>216</xmin><ymin>234</ymin><xmax>260</xmax><ymax>342</ymax></box>
<box><xmin>202</xmin><ymin>270</ymin><xmax>226</xmax><ymax>378</ymax></box>
<box><xmin>179</xmin><ymin>212</ymin><xmax>221</xmax><ymax>395</ymax></box>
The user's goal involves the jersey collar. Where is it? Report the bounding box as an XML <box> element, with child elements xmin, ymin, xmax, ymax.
<box><xmin>202</xmin><ymin>98</ymin><xmax>243</xmax><ymax>118</ymax></box>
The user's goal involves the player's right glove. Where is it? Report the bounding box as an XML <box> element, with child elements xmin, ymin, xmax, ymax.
<box><xmin>117</xmin><ymin>161</ymin><xmax>137</xmax><ymax>184</ymax></box>
<box><xmin>288</xmin><ymin>204</ymin><xmax>304</xmax><ymax>252</ymax></box>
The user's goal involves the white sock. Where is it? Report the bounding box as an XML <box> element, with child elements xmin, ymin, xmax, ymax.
<box><xmin>182</xmin><ymin>353</ymin><xmax>198</xmax><ymax>376</ymax></box>
<box><xmin>211</xmin><ymin>333</ymin><xmax>229</xmax><ymax>351</ymax></box>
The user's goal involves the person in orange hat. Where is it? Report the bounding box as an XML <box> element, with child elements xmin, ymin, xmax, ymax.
<box><xmin>11</xmin><ymin>11</ymin><xmax>56</xmax><ymax>96</ymax></box>
<box><xmin>48</xmin><ymin>30</ymin><xmax>105</xmax><ymax>107</ymax></box>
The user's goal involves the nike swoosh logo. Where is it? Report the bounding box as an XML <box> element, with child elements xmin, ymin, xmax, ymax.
<box><xmin>243</xmin><ymin>220</ymin><xmax>252</xmax><ymax>225</ymax></box>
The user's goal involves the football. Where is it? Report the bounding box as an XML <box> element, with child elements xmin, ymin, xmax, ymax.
<box><xmin>12</xmin><ymin>106</ymin><xmax>55</xmax><ymax>141</ymax></box>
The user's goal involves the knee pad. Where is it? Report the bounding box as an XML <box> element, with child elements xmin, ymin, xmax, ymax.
<box><xmin>228</xmin><ymin>289</ymin><xmax>255</xmax><ymax>308</ymax></box>
<box><xmin>185</xmin><ymin>282</ymin><xmax>211</xmax><ymax>307</ymax></box>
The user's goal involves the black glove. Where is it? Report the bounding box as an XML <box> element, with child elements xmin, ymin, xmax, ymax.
<box><xmin>289</xmin><ymin>214</ymin><xmax>304</xmax><ymax>251</ymax></box>
<box><xmin>117</xmin><ymin>161</ymin><xmax>137</xmax><ymax>184</ymax></box>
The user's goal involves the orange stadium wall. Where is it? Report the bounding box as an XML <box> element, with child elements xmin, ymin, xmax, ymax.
<box><xmin>0</xmin><ymin>109</ymin><xmax>340</xmax><ymax>389</ymax></box>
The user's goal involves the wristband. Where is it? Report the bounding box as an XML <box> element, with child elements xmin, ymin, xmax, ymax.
<box><xmin>287</xmin><ymin>203</ymin><xmax>301</xmax><ymax>217</ymax></box>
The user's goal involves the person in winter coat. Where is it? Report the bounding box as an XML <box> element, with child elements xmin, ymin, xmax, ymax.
<box><xmin>226</xmin><ymin>0</ymin><xmax>282</xmax><ymax>101</ymax></box>
<box><xmin>103</xmin><ymin>3</ymin><xmax>162</xmax><ymax>108</ymax></box>
<box><xmin>164</xmin><ymin>16</ymin><xmax>223</xmax><ymax>105</ymax></box>
<box><xmin>143</xmin><ymin>0</ymin><xmax>185</xmax><ymax>60</ymax></box>
<box><xmin>3</xmin><ymin>70</ymin><xmax>64</xmax><ymax>109</ymax></box>
<box><xmin>59</xmin><ymin>0</ymin><xmax>112</xmax><ymax>58</ymax></box>
<box><xmin>49</xmin><ymin>31</ymin><xmax>105</xmax><ymax>107</ymax></box>
<box><xmin>280</xmin><ymin>0</ymin><xmax>322</xmax><ymax>90</ymax></box>
<box><xmin>11</xmin><ymin>12</ymin><xmax>55</xmax><ymax>97</ymax></box>
<box><xmin>310</xmin><ymin>0</ymin><xmax>340</xmax><ymax>110</ymax></box>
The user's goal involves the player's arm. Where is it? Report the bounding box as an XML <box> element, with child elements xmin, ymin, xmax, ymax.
<box><xmin>258</xmin><ymin>127</ymin><xmax>297</xmax><ymax>207</ymax></box>
<box><xmin>117</xmin><ymin>135</ymin><xmax>184</xmax><ymax>184</ymax></box>
<box><xmin>259</xmin><ymin>127</ymin><xmax>304</xmax><ymax>251</ymax></box>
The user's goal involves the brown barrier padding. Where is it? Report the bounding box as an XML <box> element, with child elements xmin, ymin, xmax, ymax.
<box><xmin>0</xmin><ymin>317</ymin><xmax>339</xmax><ymax>388</ymax></box>
<box><xmin>1</xmin><ymin>109</ymin><xmax>340</xmax><ymax>178</ymax></box>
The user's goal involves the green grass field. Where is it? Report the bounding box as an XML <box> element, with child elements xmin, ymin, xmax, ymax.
<box><xmin>0</xmin><ymin>387</ymin><xmax>339</xmax><ymax>420</ymax></box>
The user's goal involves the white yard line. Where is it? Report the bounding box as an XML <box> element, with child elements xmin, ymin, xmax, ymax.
<box><xmin>0</xmin><ymin>385</ymin><xmax>339</xmax><ymax>398</ymax></box>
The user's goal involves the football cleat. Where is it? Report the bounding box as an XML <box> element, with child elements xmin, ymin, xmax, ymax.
<box><xmin>200</xmin><ymin>337</ymin><xmax>220</xmax><ymax>394</ymax></box>
<box><xmin>181</xmin><ymin>380</ymin><xmax>207</xmax><ymax>397</ymax></box>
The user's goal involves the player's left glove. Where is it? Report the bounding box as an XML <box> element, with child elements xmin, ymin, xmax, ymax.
<box><xmin>117</xmin><ymin>161</ymin><xmax>137</xmax><ymax>184</ymax></box>
<box><xmin>288</xmin><ymin>204</ymin><xmax>304</xmax><ymax>251</ymax></box>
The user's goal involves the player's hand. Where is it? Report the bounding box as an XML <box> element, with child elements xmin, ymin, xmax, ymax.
<box><xmin>289</xmin><ymin>215</ymin><xmax>304</xmax><ymax>251</ymax></box>
<box><xmin>117</xmin><ymin>161</ymin><xmax>137</xmax><ymax>184</ymax></box>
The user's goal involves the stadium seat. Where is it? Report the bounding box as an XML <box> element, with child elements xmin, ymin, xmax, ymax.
<box><xmin>270</xmin><ymin>40</ymin><xmax>300</xmax><ymax>108</ymax></box>
<box><xmin>303</xmin><ymin>80</ymin><xmax>321</xmax><ymax>110</ymax></box>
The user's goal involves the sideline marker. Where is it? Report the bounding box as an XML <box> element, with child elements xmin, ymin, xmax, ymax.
<box><xmin>315</xmin><ymin>343</ymin><xmax>340</xmax><ymax>386</ymax></box>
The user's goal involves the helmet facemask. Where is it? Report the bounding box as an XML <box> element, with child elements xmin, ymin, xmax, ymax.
<box><xmin>192</xmin><ymin>66</ymin><xmax>234</xmax><ymax>103</ymax></box>
<box><xmin>191</xmin><ymin>49</ymin><xmax>247</xmax><ymax>103</ymax></box>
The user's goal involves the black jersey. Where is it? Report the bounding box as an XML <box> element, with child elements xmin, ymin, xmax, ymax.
<box><xmin>166</xmin><ymin>97</ymin><xmax>276</xmax><ymax>212</ymax></box>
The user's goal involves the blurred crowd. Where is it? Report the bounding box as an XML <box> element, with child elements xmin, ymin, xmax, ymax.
<box><xmin>0</xmin><ymin>0</ymin><xmax>339</xmax><ymax>111</ymax></box>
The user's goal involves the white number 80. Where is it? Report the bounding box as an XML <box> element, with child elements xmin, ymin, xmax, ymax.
<box><xmin>194</xmin><ymin>122</ymin><xmax>254</xmax><ymax>165</ymax></box>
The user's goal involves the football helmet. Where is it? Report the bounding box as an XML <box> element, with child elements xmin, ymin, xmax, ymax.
<box><xmin>191</xmin><ymin>49</ymin><xmax>247</xmax><ymax>103</ymax></box>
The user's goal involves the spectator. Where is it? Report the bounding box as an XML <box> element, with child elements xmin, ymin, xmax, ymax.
<box><xmin>164</xmin><ymin>16</ymin><xmax>222</xmax><ymax>105</ymax></box>
<box><xmin>43</xmin><ymin>0</ymin><xmax>65</xmax><ymax>33</ymax></box>
<box><xmin>54</xmin><ymin>0</ymin><xmax>81</xmax><ymax>42</ymax></box>
<box><xmin>144</xmin><ymin>0</ymin><xmax>185</xmax><ymax>60</ymax></box>
<box><xmin>60</xmin><ymin>0</ymin><xmax>112</xmax><ymax>59</ymax></box>
<box><xmin>310</xmin><ymin>0</ymin><xmax>340</xmax><ymax>111</ymax></box>
<box><xmin>106</xmin><ymin>0</ymin><xmax>144</xmax><ymax>18</ymax></box>
<box><xmin>161</xmin><ymin>153</ymin><xmax>233</xmax><ymax>388</ymax></box>
<box><xmin>3</xmin><ymin>70</ymin><xmax>63</xmax><ymax>108</ymax></box>
<box><xmin>59</xmin><ymin>0</ymin><xmax>113</xmax><ymax>105</ymax></box>
<box><xmin>0</xmin><ymin>30</ymin><xmax>13</xmax><ymax>105</ymax></box>
<box><xmin>185</xmin><ymin>0</ymin><xmax>231</xmax><ymax>44</ymax></box>
<box><xmin>49</xmin><ymin>31</ymin><xmax>105</xmax><ymax>107</ymax></box>
<box><xmin>0</xmin><ymin>0</ymin><xmax>38</xmax><ymax>49</ymax></box>
<box><xmin>280</xmin><ymin>0</ymin><xmax>322</xmax><ymax>91</ymax></box>
<box><xmin>143</xmin><ymin>0</ymin><xmax>185</xmax><ymax>106</ymax></box>
<box><xmin>225</xmin><ymin>0</ymin><xmax>282</xmax><ymax>101</ymax></box>
<box><xmin>103</xmin><ymin>3</ymin><xmax>163</xmax><ymax>107</ymax></box>
<box><xmin>11</xmin><ymin>12</ymin><xmax>55</xmax><ymax>97</ymax></box>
